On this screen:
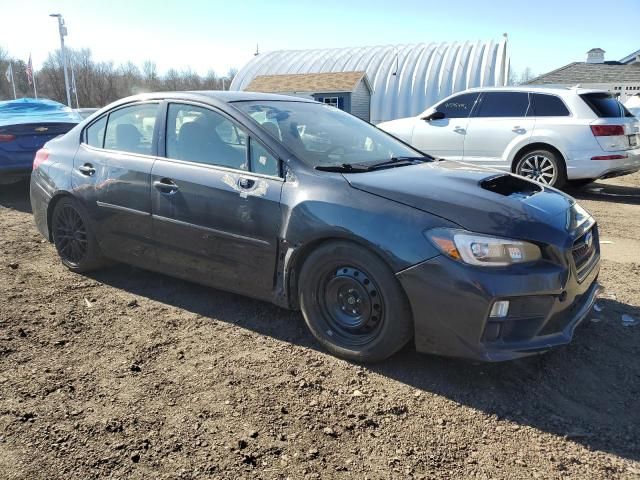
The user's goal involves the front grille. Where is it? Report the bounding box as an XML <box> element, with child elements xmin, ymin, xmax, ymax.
<box><xmin>572</xmin><ymin>226</ymin><xmax>598</xmax><ymax>282</ymax></box>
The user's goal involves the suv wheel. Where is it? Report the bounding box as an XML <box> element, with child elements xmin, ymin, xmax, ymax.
<box><xmin>515</xmin><ymin>149</ymin><xmax>566</xmax><ymax>189</ymax></box>
<box><xmin>298</xmin><ymin>241</ymin><xmax>413</xmax><ymax>363</ymax></box>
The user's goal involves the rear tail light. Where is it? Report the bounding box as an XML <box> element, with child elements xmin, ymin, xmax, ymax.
<box><xmin>591</xmin><ymin>154</ymin><xmax>628</xmax><ymax>160</ymax></box>
<box><xmin>33</xmin><ymin>148</ymin><xmax>49</xmax><ymax>170</ymax></box>
<box><xmin>0</xmin><ymin>133</ymin><xmax>16</xmax><ymax>142</ymax></box>
<box><xmin>590</xmin><ymin>125</ymin><xmax>625</xmax><ymax>136</ymax></box>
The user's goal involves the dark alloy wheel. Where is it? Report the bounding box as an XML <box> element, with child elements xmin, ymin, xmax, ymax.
<box><xmin>53</xmin><ymin>204</ymin><xmax>88</xmax><ymax>266</ymax></box>
<box><xmin>299</xmin><ymin>241</ymin><xmax>413</xmax><ymax>362</ymax></box>
<box><xmin>51</xmin><ymin>198</ymin><xmax>106</xmax><ymax>272</ymax></box>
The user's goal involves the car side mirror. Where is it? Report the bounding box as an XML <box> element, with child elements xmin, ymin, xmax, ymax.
<box><xmin>421</xmin><ymin>111</ymin><xmax>445</xmax><ymax>121</ymax></box>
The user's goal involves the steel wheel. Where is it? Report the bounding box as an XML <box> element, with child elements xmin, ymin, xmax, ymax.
<box><xmin>319</xmin><ymin>266</ymin><xmax>385</xmax><ymax>346</ymax></box>
<box><xmin>299</xmin><ymin>241</ymin><xmax>413</xmax><ymax>362</ymax></box>
<box><xmin>53</xmin><ymin>204</ymin><xmax>88</xmax><ymax>266</ymax></box>
<box><xmin>518</xmin><ymin>154</ymin><xmax>557</xmax><ymax>185</ymax></box>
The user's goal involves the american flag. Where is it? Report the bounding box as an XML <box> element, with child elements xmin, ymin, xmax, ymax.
<box><xmin>26</xmin><ymin>54</ymin><xmax>33</xmax><ymax>86</ymax></box>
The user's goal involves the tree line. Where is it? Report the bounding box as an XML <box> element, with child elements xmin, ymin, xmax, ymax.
<box><xmin>0</xmin><ymin>46</ymin><xmax>237</xmax><ymax>107</ymax></box>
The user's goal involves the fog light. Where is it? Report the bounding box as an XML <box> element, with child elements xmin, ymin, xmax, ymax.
<box><xmin>490</xmin><ymin>300</ymin><xmax>510</xmax><ymax>318</ymax></box>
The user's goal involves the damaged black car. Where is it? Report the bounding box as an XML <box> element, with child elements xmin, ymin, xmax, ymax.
<box><xmin>30</xmin><ymin>92</ymin><xmax>601</xmax><ymax>362</ymax></box>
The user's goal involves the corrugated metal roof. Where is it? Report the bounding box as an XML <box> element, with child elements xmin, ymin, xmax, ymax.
<box><xmin>245</xmin><ymin>71</ymin><xmax>370</xmax><ymax>94</ymax></box>
<box><xmin>230</xmin><ymin>40</ymin><xmax>510</xmax><ymax>124</ymax></box>
<box><xmin>527</xmin><ymin>62</ymin><xmax>640</xmax><ymax>85</ymax></box>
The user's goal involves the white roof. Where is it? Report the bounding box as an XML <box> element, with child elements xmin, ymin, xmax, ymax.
<box><xmin>462</xmin><ymin>85</ymin><xmax>609</xmax><ymax>96</ymax></box>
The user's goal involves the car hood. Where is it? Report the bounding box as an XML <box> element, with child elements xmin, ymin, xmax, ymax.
<box><xmin>344</xmin><ymin>161</ymin><xmax>578</xmax><ymax>244</ymax></box>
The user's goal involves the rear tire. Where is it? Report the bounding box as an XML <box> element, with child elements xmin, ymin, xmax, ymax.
<box><xmin>51</xmin><ymin>197</ymin><xmax>106</xmax><ymax>272</ymax></box>
<box><xmin>298</xmin><ymin>241</ymin><xmax>413</xmax><ymax>363</ymax></box>
<box><xmin>515</xmin><ymin>149</ymin><xmax>567</xmax><ymax>189</ymax></box>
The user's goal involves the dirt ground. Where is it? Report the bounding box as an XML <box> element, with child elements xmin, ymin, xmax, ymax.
<box><xmin>1</xmin><ymin>173</ymin><xmax>639</xmax><ymax>480</ymax></box>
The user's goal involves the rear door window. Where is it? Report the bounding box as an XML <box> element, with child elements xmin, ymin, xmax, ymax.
<box><xmin>580</xmin><ymin>93</ymin><xmax>633</xmax><ymax>118</ymax></box>
<box><xmin>435</xmin><ymin>93</ymin><xmax>480</xmax><ymax>118</ymax></box>
<box><xmin>104</xmin><ymin>103</ymin><xmax>159</xmax><ymax>155</ymax></box>
<box><xmin>530</xmin><ymin>94</ymin><xmax>570</xmax><ymax>117</ymax></box>
<box><xmin>475</xmin><ymin>92</ymin><xmax>530</xmax><ymax>117</ymax></box>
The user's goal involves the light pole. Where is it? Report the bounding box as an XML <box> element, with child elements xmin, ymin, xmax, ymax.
<box><xmin>49</xmin><ymin>13</ymin><xmax>71</xmax><ymax>107</ymax></box>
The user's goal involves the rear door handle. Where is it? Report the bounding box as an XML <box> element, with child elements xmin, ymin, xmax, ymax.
<box><xmin>153</xmin><ymin>178</ymin><xmax>179</xmax><ymax>194</ymax></box>
<box><xmin>78</xmin><ymin>164</ymin><xmax>95</xmax><ymax>176</ymax></box>
<box><xmin>454</xmin><ymin>127</ymin><xmax>466</xmax><ymax>134</ymax></box>
<box><xmin>512</xmin><ymin>126</ymin><xmax>526</xmax><ymax>133</ymax></box>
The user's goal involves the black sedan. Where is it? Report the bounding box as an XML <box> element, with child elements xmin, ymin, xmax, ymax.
<box><xmin>30</xmin><ymin>92</ymin><xmax>602</xmax><ymax>362</ymax></box>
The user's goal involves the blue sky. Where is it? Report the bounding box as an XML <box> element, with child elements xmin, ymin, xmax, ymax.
<box><xmin>2</xmin><ymin>0</ymin><xmax>637</xmax><ymax>77</ymax></box>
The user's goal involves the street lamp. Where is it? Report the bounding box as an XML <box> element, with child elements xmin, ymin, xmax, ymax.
<box><xmin>49</xmin><ymin>13</ymin><xmax>71</xmax><ymax>107</ymax></box>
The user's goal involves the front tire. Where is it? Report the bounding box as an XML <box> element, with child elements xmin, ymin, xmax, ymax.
<box><xmin>51</xmin><ymin>197</ymin><xmax>106</xmax><ymax>272</ymax></box>
<box><xmin>515</xmin><ymin>149</ymin><xmax>566</xmax><ymax>189</ymax></box>
<box><xmin>298</xmin><ymin>241</ymin><xmax>413</xmax><ymax>363</ymax></box>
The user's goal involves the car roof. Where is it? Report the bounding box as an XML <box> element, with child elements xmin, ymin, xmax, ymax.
<box><xmin>0</xmin><ymin>97</ymin><xmax>82</xmax><ymax>126</ymax></box>
<box><xmin>461</xmin><ymin>85</ymin><xmax>608</xmax><ymax>96</ymax></box>
<box><xmin>112</xmin><ymin>90</ymin><xmax>318</xmax><ymax>106</ymax></box>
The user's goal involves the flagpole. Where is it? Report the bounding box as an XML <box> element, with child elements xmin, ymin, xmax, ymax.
<box><xmin>72</xmin><ymin>69</ymin><xmax>79</xmax><ymax>108</ymax></box>
<box><xmin>33</xmin><ymin>72</ymin><xmax>38</xmax><ymax>99</ymax></box>
<box><xmin>9</xmin><ymin>63</ymin><xmax>16</xmax><ymax>99</ymax></box>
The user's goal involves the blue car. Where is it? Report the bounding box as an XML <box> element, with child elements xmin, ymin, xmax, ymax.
<box><xmin>0</xmin><ymin>98</ymin><xmax>81</xmax><ymax>184</ymax></box>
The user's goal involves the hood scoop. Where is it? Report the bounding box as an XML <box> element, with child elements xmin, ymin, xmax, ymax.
<box><xmin>480</xmin><ymin>174</ymin><xmax>542</xmax><ymax>199</ymax></box>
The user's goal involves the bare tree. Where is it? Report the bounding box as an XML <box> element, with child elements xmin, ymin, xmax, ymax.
<box><xmin>0</xmin><ymin>44</ymin><xmax>241</xmax><ymax>105</ymax></box>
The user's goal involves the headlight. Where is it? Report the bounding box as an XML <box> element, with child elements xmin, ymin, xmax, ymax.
<box><xmin>426</xmin><ymin>228</ymin><xmax>542</xmax><ymax>267</ymax></box>
<box><xmin>566</xmin><ymin>202</ymin><xmax>592</xmax><ymax>231</ymax></box>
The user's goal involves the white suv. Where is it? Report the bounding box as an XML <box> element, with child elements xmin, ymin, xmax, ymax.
<box><xmin>378</xmin><ymin>87</ymin><xmax>640</xmax><ymax>188</ymax></box>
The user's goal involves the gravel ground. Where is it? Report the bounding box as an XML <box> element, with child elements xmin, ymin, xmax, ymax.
<box><xmin>0</xmin><ymin>174</ymin><xmax>639</xmax><ymax>480</ymax></box>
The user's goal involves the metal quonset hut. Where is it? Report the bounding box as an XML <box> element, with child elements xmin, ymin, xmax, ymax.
<box><xmin>230</xmin><ymin>39</ymin><xmax>509</xmax><ymax>124</ymax></box>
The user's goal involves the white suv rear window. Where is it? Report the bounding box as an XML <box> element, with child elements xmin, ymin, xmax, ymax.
<box><xmin>580</xmin><ymin>93</ymin><xmax>633</xmax><ymax>118</ymax></box>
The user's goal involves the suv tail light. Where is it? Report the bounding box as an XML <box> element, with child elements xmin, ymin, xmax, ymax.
<box><xmin>590</xmin><ymin>125</ymin><xmax>625</xmax><ymax>136</ymax></box>
<box><xmin>0</xmin><ymin>133</ymin><xmax>16</xmax><ymax>142</ymax></box>
<box><xmin>33</xmin><ymin>148</ymin><xmax>49</xmax><ymax>170</ymax></box>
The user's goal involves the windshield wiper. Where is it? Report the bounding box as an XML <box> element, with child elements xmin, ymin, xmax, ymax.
<box><xmin>315</xmin><ymin>163</ymin><xmax>370</xmax><ymax>173</ymax></box>
<box><xmin>363</xmin><ymin>156</ymin><xmax>431</xmax><ymax>170</ymax></box>
<box><xmin>315</xmin><ymin>156</ymin><xmax>431</xmax><ymax>173</ymax></box>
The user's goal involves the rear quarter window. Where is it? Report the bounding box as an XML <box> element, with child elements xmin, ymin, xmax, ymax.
<box><xmin>530</xmin><ymin>94</ymin><xmax>570</xmax><ymax>117</ymax></box>
<box><xmin>84</xmin><ymin>116</ymin><xmax>107</xmax><ymax>148</ymax></box>
<box><xmin>580</xmin><ymin>93</ymin><xmax>633</xmax><ymax>118</ymax></box>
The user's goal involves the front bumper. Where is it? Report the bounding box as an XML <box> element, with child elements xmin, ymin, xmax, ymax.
<box><xmin>397</xmin><ymin>253</ymin><xmax>601</xmax><ymax>362</ymax></box>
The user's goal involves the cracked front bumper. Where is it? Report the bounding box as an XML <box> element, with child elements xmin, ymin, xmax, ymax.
<box><xmin>397</xmin><ymin>254</ymin><xmax>601</xmax><ymax>362</ymax></box>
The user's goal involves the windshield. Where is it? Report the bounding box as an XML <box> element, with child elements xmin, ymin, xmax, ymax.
<box><xmin>232</xmin><ymin>100</ymin><xmax>425</xmax><ymax>168</ymax></box>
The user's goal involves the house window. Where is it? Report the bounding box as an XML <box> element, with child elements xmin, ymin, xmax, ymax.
<box><xmin>321</xmin><ymin>97</ymin><xmax>339</xmax><ymax>108</ymax></box>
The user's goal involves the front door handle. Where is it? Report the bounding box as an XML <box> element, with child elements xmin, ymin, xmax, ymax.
<box><xmin>78</xmin><ymin>164</ymin><xmax>95</xmax><ymax>176</ymax></box>
<box><xmin>237</xmin><ymin>177</ymin><xmax>256</xmax><ymax>190</ymax></box>
<box><xmin>153</xmin><ymin>178</ymin><xmax>179</xmax><ymax>194</ymax></box>
<box><xmin>454</xmin><ymin>127</ymin><xmax>466</xmax><ymax>134</ymax></box>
